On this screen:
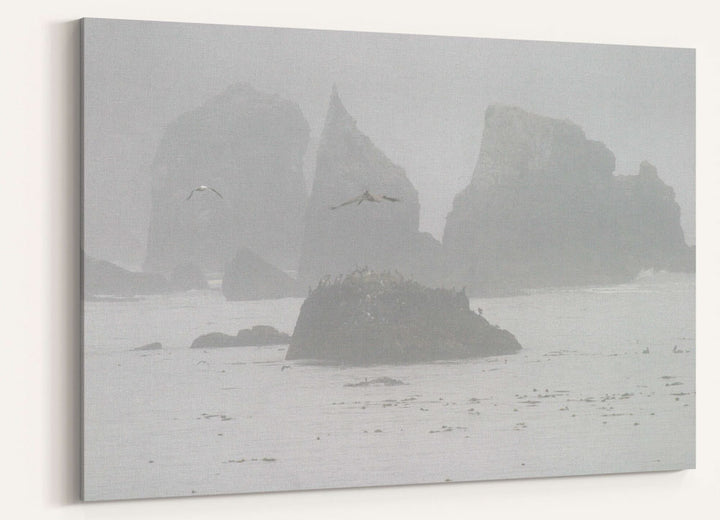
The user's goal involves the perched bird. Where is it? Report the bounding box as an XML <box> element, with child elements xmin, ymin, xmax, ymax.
<box><xmin>330</xmin><ymin>190</ymin><xmax>400</xmax><ymax>210</ymax></box>
<box><xmin>186</xmin><ymin>185</ymin><xmax>223</xmax><ymax>200</ymax></box>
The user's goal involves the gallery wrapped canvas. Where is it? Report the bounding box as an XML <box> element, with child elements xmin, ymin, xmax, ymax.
<box><xmin>81</xmin><ymin>18</ymin><xmax>695</xmax><ymax>501</ymax></box>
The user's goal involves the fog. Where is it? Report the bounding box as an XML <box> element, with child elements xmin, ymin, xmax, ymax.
<box><xmin>83</xmin><ymin>18</ymin><xmax>694</xmax><ymax>266</ymax></box>
<box><xmin>81</xmin><ymin>19</ymin><xmax>696</xmax><ymax>500</ymax></box>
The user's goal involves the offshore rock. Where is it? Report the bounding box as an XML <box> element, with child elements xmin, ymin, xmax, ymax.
<box><xmin>190</xmin><ymin>332</ymin><xmax>240</xmax><ymax>349</ymax></box>
<box><xmin>221</xmin><ymin>247</ymin><xmax>299</xmax><ymax>301</ymax></box>
<box><xmin>191</xmin><ymin>325</ymin><xmax>290</xmax><ymax>348</ymax></box>
<box><xmin>235</xmin><ymin>325</ymin><xmax>291</xmax><ymax>346</ymax></box>
<box><xmin>144</xmin><ymin>83</ymin><xmax>309</xmax><ymax>273</ymax></box>
<box><xmin>443</xmin><ymin>105</ymin><xmax>692</xmax><ymax>294</ymax></box>
<box><xmin>286</xmin><ymin>269</ymin><xmax>521</xmax><ymax>365</ymax></box>
<box><xmin>298</xmin><ymin>87</ymin><xmax>441</xmax><ymax>287</ymax></box>
<box><xmin>84</xmin><ymin>253</ymin><xmax>170</xmax><ymax>297</ymax></box>
<box><xmin>134</xmin><ymin>342</ymin><xmax>162</xmax><ymax>351</ymax></box>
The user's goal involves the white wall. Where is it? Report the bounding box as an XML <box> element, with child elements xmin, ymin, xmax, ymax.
<box><xmin>1</xmin><ymin>1</ymin><xmax>718</xmax><ymax>518</ymax></box>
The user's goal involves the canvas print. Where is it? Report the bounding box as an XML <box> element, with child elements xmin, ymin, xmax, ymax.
<box><xmin>81</xmin><ymin>18</ymin><xmax>695</xmax><ymax>501</ymax></box>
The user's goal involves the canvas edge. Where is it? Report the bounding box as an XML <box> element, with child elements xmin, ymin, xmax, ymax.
<box><xmin>79</xmin><ymin>16</ymin><xmax>86</xmax><ymax>503</ymax></box>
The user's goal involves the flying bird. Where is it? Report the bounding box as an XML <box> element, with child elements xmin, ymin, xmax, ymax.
<box><xmin>186</xmin><ymin>185</ymin><xmax>223</xmax><ymax>200</ymax></box>
<box><xmin>330</xmin><ymin>190</ymin><xmax>400</xmax><ymax>210</ymax></box>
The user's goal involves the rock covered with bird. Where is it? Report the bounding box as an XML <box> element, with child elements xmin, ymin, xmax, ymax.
<box><xmin>286</xmin><ymin>269</ymin><xmax>522</xmax><ymax>364</ymax></box>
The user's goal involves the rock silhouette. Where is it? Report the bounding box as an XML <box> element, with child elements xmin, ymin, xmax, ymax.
<box><xmin>443</xmin><ymin>105</ymin><xmax>692</xmax><ymax>294</ymax></box>
<box><xmin>298</xmin><ymin>87</ymin><xmax>441</xmax><ymax>287</ymax></box>
<box><xmin>222</xmin><ymin>247</ymin><xmax>299</xmax><ymax>301</ymax></box>
<box><xmin>84</xmin><ymin>253</ymin><xmax>170</xmax><ymax>297</ymax></box>
<box><xmin>235</xmin><ymin>325</ymin><xmax>291</xmax><ymax>346</ymax></box>
<box><xmin>191</xmin><ymin>325</ymin><xmax>290</xmax><ymax>348</ymax></box>
<box><xmin>134</xmin><ymin>342</ymin><xmax>162</xmax><ymax>351</ymax></box>
<box><xmin>287</xmin><ymin>269</ymin><xmax>522</xmax><ymax>365</ymax></box>
<box><xmin>144</xmin><ymin>83</ymin><xmax>309</xmax><ymax>273</ymax></box>
<box><xmin>190</xmin><ymin>332</ymin><xmax>239</xmax><ymax>349</ymax></box>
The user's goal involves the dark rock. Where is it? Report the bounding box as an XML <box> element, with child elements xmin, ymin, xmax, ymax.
<box><xmin>222</xmin><ymin>247</ymin><xmax>299</xmax><ymax>301</ymax></box>
<box><xmin>235</xmin><ymin>325</ymin><xmax>291</xmax><ymax>346</ymax></box>
<box><xmin>286</xmin><ymin>269</ymin><xmax>521</xmax><ymax>365</ymax></box>
<box><xmin>170</xmin><ymin>262</ymin><xmax>208</xmax><ymax>290</ymax></box>
<box><xmin>191</xmin><ymin>326</ymin><xmax>290</xmax><ymax>349</ymax></box>
<box><xmin>144</xmin><ymin>83</ymin><xmax>309</xmax><ymax>273</ymax></box>
<box><xmin>298</xmin><ymin>87</ymin><xmax>442</xmax><ymax>287</ymax></box>
<box><xmin>84</xmin><ymin>253</ymin><xmax>171</xmax><ymax>297</ymax></box>
<box><xmin>134</xmin><ymin>342</ymin><xmax>162</xmax><ymax>351</ymax></box>
<box><xmin>190</xmin><ymin>332</ymin><xmax>240</xmax><ymax>349</ymax></box>
<box><xmin>611</xmin><ymin>161</ymin><xmax>693</xmax><ymax>273</ymax></box>
<box><xmin>443</xmin><ymin>105</ymin><xmax>692</xmax><ymax>294</ymax></box>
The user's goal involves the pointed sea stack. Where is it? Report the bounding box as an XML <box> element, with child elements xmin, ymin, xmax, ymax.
<box><xmin>298</xmin><ymin>87</ymin><xmax>441</xmax><ymax>286</ymax></box>
<box><xmin>144</xmin><ymin>83</ymin><xmax>309</xmax><ymax>274</ymax></box>
<box><xmin>443</xmin><ymin>105</ymin><xmax>692</xmax><ymax>294</ymax></box>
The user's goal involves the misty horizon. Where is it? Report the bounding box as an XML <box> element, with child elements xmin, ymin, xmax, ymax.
<box><xmin>83</xmin><ymin>18</ymin><xmax>695</xmax><ymax>268</ymax></box>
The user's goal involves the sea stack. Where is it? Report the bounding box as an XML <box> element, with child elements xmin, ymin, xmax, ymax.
<box><xmin>443</xmin><ymin>105</ymin><xmax>692</xmax><ymax>294</ymax></box>
<box><xmin>298</xmin><ymin>87</ymin><xmax>441</xmax><ymax>287</ymax></box>
<box><xmin>143</xmin><ymin>83</ymin><xmax>309</xmax><ymax>274</ymax></box>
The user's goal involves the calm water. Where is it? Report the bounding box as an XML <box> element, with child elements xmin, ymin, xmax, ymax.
<box><xmin>83</xmin><ymin>272</ymin><xmax>695</xmax><ymax>501</ymax></box>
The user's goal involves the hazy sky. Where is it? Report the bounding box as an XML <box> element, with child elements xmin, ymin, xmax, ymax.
<box><xmin>83</xmin><ymin>18</ymin><xmax>695</xmax><ymax>264</ymax></box>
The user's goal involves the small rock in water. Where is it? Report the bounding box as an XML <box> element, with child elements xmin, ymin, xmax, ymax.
<box><xmin>190</xmin><ymin>332</ymin><xmax>239</xmax><ymax>349</ymax></box>
<box><xmin>191</xmin><ymin>326</ymin><xmax>291</xmax><ymax>349</ymax></box>
<box><xmin>236</xmin><ymin>325</ymin><xmax>291</xmax><ymax>346</ymax></box>
<box><xmin>134</xmin><ymin>342</ymin><xmax>162</xmax><ymax>351</ymax></box>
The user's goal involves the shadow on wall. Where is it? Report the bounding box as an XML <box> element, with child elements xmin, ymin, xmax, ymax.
<box><xmin>50</xmin><ymin>19</ymin><xmax>82</xmax><ymax>505</ymax></box>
